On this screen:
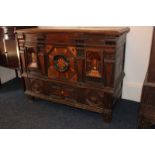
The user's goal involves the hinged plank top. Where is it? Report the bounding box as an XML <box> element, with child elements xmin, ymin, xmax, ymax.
<box><xmin>15</xmin><ymin>27</ymin><xmax>130</xmax><ymax>36</ymax></box>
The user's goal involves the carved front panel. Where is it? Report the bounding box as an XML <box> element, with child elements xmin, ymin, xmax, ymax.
<box><xmin>26</xmin><ymin>47</ymin><xmax>38</xmax><ymax>69</ymax></box>
<box><xmin>30</xmin><ymin>79</ymin><xmax>44</xmax><ymax>94</ymax></box>
<box><xmin>84</xmin><ymin>88</ymin><xmax>104</xmax><ymax>108</ymax></box>
<box><xmin>47</xmin><ymin>45</ymin><xmax>78</xmax><ymax>82</ymax></box>
<box><xmin>25</xmin><ymin>46</ymin><xmax>46</xmax><ymax>75</ymax></box>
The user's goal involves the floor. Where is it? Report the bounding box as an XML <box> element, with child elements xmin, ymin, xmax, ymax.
<box><xmin>0</xmin><ymin>78</ymin><xmax>139</xmax><ymax>129</ymax></box>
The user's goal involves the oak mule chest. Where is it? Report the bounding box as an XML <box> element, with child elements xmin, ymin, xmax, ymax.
<box><xmin>15</xmin><ymin>27</ymin><xmax>129</xmax><ymax>122</ymax></box>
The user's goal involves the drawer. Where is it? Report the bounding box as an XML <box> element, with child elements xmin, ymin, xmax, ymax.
<box><xmin>29</xmin><ymin>78</ymin><xmax>77</xmax><ymax>101</ymax></box>
<box><xmin>46</xmin><ymin>82</ymin><xmax>77</xmax><ymax>100</ymax></box>
<box><xmin>27</xmin><ymin>78</ymin><xmax>107</xmax><ymax>110</ymax></box>
<box><xmin>29</xmin><ymin>79</ymin><xmax>45</xmax><ymax>94</ymax></box>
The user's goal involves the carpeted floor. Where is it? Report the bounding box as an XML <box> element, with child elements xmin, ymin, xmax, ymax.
<box><xmin>0</xmin><ymin>78</ymin><xmax>139</xmax><ymax>129</ymax></box>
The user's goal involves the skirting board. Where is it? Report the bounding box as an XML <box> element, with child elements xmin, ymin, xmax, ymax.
<box><xmin>122</xmin><ymin>81</ymin><xmax>143</xmax><ymax>102</ymax></box>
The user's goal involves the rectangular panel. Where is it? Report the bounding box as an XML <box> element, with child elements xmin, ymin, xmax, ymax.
<box><xmin>26</xmin><ymin>47</ymin><xmax>38</xmax><ymax>69</ymax></box>
<box><xmin>47</xmin><ymin>45</ymin><xmax>78</xmax><ymax>82</ymax></box>
<box><xmin>84</xmin><ymin>87</ymin><xmax>104</xmax><ymax>108</ymax></box>
<box><xmin>25</xmin><ymin>46</ymin><xmax>45</xmax><ymax>76</ymax></box>
<box><xmin>47</xmin><ymin>82</ymin><xmax>77</xmax><ymax>100</ymax></box>
<box><xmin>85</xmin><ymin>47</ymin><xmax>103</xmax><ymax>79</ymax></box>
<box><xmin>28</xmin><ymin>78</ymin><xmax>77</xmax><ymax>101</ymax></box>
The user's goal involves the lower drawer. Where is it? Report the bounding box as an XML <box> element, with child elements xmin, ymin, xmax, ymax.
<box><xmin>46</xmin><ymin>82</ymin><xmax>77</xmax><ymax>101</ymax></box>
<box><xmin>28</xmin><ymin>78</ymin><xmax>77</xmax><ymax>101</ymax></box>
<box><xmin>25</xmin><ymin>78</ymin><xmax>105</xmax><ymax>110</ymax></box>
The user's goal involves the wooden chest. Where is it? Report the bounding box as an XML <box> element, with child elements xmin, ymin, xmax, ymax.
<box><xmin>15</xmin><ymin>27</ymin><xmax>129</xmax><ymax>122</ymax></box>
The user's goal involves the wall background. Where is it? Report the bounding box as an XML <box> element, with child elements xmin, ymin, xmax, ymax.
<box><xmin>122</xmin><ymin>26</ymin><xmax>153</xmax><ymax>102</ymax></box>
<box><xmin>0</xmin><ymin>26</ymin><xmax>153</xmax><ymax>102</ymax></box>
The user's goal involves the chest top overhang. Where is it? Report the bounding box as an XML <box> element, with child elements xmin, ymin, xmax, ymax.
<box><xmin>15</xmin><ymin>27</ymin><xmax>130</xmax><ymax>36</ymax></box>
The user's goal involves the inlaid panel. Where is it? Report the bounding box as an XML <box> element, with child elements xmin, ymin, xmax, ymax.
<box><xmin>46</xmin><ymin>82</ymin><xmax>77</xmax><ymax>101</ymax></box>
<box><xmin>26</xmin><ymin>47</ymin><xmax>38</xmax><ymax>69</ymax></box>
<box><xmin>25</xmin><ymin>46</ymin><xmax>47</xmax><ymax>76</ymax></box>
<box><xmin>85</xmin><ymin>47</ymin><xmax>103</xmax><ymax>79</ymax></box>
<box><xmin>47</xmin><ymin>46</ymin><xmax>78</xmax><ymax>82</ymax></box>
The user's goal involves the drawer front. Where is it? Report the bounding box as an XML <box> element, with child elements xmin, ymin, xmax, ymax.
<box><xmin>25</xmin><ymin>78</ymin><xmax>109</xmax><ymax>112</ymax></box>
<box><xmin>24</xmin><ymin>46</ymin><xmax>46</xmax><ymax>76</ymax></box>
<box><xmin>29</xmin><ymin>78</ymin><xmax>77</xmax><ymax>101</ymax></box>
<box><xmin>29</xmin><ymin>79</ymin><xmax>45</xmax><ymax>94</ymax></box>
<box><xmin>28</xmin><ymin>78</ymin><xmax>104</xmax><ymax>108</ymax></box>
<box><xmin>85</xmin><ymin>47</ymin><xmax>103</xmax><ymax>80</ymax></box>
<box><xmin>46</xmin><ymin>82</ymin><xmax>77</xmax><ymax>100</ymax></box>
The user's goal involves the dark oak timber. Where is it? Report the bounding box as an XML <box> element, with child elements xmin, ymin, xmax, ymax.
<box><xmin>15</xmin><ymin>27</ymin><xmax>129</xmax><ymax>122</ymax></box>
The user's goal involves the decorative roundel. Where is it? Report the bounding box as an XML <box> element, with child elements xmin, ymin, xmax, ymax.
<box><xmin>53</xmin><ymin>55</ymin><xmax>69</xmax><ymax>72</ymax></box>
<box><xmin>31</xmin><ymin>80</ymin><xmax>43</xmax><ymax>94</ymax></box>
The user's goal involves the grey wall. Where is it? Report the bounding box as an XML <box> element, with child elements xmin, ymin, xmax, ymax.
<box><xmin>0</xmin><ymin>66</ymin><xmax>16</xmax><ymax>84</ymax></box>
